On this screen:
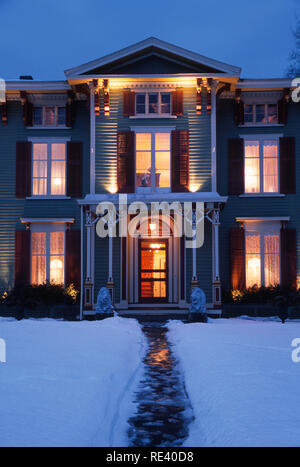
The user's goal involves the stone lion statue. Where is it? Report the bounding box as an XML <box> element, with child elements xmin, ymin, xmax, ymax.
<box><xmin>190</xmin><ymin>287</ymin><xmax>207</xmax><ymax>321</ymax></box>
<box><xmin>96</xmin><ymin>287</ymin><xmax>113</xmax><ymax>314</ymax></box>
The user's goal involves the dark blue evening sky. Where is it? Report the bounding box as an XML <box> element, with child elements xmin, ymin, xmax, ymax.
<box><xmin>1</xmin><ymin>0</ymin><xmax>299</xmax><ymax>80</ymax></box>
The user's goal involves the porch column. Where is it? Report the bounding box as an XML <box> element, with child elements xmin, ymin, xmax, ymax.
<box><xmin>191</xmin><ymin>208</ymin><xmax>199</xmax><ymax>288</ymax></box>
<box><xmin>210</xmin><ymin>80</ymin><xmax>218</xmax><ymax>193</ymax></box>
<box><xmin>89</xmin><ymin>81</ymin><xmax>96</xmax><ymax>195</ymax></box>
<box><xmin>107</xmin><ymin>214</ymin><xmax>115</xmax><ymax>304</ymax></box>
<box><xmin>83</xmin><ymin>208</ymin><xmax>94</xmax><ymax>309</ymax></box>
<box><xmin>212</xmin><ymin>209</ymin><xmax>222</xmax><ymax>307</ymax></box>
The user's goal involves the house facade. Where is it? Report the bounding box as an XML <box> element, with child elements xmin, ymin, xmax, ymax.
<box><xmin>0</xmin><ymin>37</ymin><xmax>298</xmax><ymax>317</ymax></box>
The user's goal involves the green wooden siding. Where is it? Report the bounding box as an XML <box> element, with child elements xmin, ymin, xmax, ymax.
<box><xmin>0</xmin><ymin>100</ymin><xmax>90</xmax><ymax>291</ymax></box>
<box><xmin>217</xmin><ymin>99</ymin><xmax>300</xmax><ymax>290</ymax></box>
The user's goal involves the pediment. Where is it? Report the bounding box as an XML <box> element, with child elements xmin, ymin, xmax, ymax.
<box><xmin>65</xmin><ymin>37</ymin><xmax>241</xmax><ymax>78</ymax></box>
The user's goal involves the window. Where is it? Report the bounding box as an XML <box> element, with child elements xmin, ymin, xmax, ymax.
<box><xmin>244</xmin><ymin>104</ymin><xmax>278</xmax><ymax>125</ymax></box>
<box><xmin>33</xmin><ymin>106</ymin><xmax>66</xmax><ymax>127</ymax></box>
<box><xmin>135</xmin><ymin>92</ymin><xmax>171</xmax><ymax>117</ymax></box>
<box><xmin>32</xmin><ymin>230</ymin><xmax>65</xmax><ymax>285</ymax></box>
<box><xmin>244</xmin><ymin>138</ymin><xmax>279</xmax><ymax>194</ymax></box>
<box><xmin>32</xmin><ymin>142</ymin><xmax>66</xmax><ymax>196</ymax></box>
<box><xmin>245</xmin><ymin>225</ymin><xmax>280</xmax><ymax>288</ymax></box>
<box><xmin>136</xmin><ymin>132</ymin><xmax>171</xmax><ymax>191</ymax></box>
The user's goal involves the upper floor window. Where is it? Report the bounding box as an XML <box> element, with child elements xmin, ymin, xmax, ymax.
<box><xmin>244</xmin><ymin>138</ymin><xmax>279</xmax><ymax>194</ymax></box>
<box><xmin>136</xmin><ymin>92</ymin><xmax>171</xmax><ymax>117</ymax></box>
<box><xmin>244</xmin><ymin>104</ymin><xmax>278</xmax><ymax>125</ymax></box>
<box><xmin>32</xmin><ymin>142</ymin><xmax>66</xmax><ymax>196</ymax></box>
<box><xmin>33</xmin><ymin>106</ymin><xmax>66</xmax><ymax>127</ymax></box>
<box><xmin>136</xmin><ymin>132</ymin><xmax>171</xmax><ymax>191</ymax></box>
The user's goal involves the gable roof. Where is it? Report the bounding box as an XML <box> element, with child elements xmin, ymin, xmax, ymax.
<box><xmin>65</xmin><ymin>37</ymin><xmax>241</xmax><ymax>78</ymax></box>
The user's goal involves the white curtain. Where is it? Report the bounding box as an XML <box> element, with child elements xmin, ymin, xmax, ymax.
<box><xmin>246</xmin><ymin>233</ymin><xmax>261</xmax><ymax>287</ymax></box>
<box><xmin>245</xmin><ymin>141</ymin><xmax>260</xmax><ymax>193</ymax></box>
<box><xmin>264</xmin><ymin>234</ymin><xmax>280</xmax><ymax>286</ymax></box>
<box><xmin>263</xmin><ymin>141</ymin><xmax>278</xmax><ymax>193</ymax></box>
<box><xmin>31</xmin><ymin>233</ymin><xmax>47</xmax><ymax>285</ymax></box>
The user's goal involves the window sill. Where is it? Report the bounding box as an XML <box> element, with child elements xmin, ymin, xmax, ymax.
<box><xmin>239</xmin><ymin>193</ymin><xmax>285</xmax><ymax>198</ymax></box>
<box><xmin>26</xmin><ymin>126</ymin><xmax>72</xmax><ymax>130</ymax></box>
<box><xmin>26</xmin><ymin>196</ymin><xmax>71</xmax><ymax>200</ymax></box>
<box><xmin>238</xmin><ymin>123</ymin><xmax>284</xmax><ymax>128</ymax></box>
<box><xmin>129</xmin><ymin>115</ymin><xmax>177</xmax><ymax>119</ymax></box>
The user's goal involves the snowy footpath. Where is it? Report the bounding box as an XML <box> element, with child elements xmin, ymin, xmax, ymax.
<box><xmin>0</xmin><ymin>317</ymin><xmax>145</xmax><ymax>447</ymax></box>
<box><xmin>168</xmin><ymin>318</ymin><xmax>300</xmax><ymax>447</ymax></box>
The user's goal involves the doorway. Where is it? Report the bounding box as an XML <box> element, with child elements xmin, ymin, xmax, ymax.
<box><xmin>139</xmin><ymin>239</ymin><xmax>168</xmax><ymax>303</ymax></box>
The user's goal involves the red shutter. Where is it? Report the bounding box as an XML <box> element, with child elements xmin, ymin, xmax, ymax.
<box><xmin>123</xmin><ymin>90</ymin><xmax>135</xmax><ymax>116</ymax></box>
<box><xmin>280</xmin><ymin>137</ymin><xmax>296</xmax><ymax>194</ymax></box>
<box><xmin>171</xmin><ymin>130</ymin><xmax>189</xmax><ymax>192</ymax></box>
<box><xmin>234</xmin><ymin>101</ymin><xmax>244</xmax><ymax>125</ymax></box>
<box><xmin>16</xmin><ymin>142</ymin><xmax>32</xmax><ymax>198</ymax></box>
<box><xmin>230</xmin><ymin>227</ymin><xmax>245</xmax><ymax>290</ymax></box>
<box><xmin>281</xmin><ymin>228</ymin><xmax>297</xmax><ymax>288</ymax></box>
<box><xmin>117</xmin><ymin>131</ymin><xmax>135</xmax><ymax>193</ymax></box>
<box><xmin>65</xmin><ymin>230</ymin><xmax>81</xmax><ymax>289</ymax></box>
<box><xmin>278</xmin><ymin>98</ymin><xmax>287</xmax><ymax>124</ymax></box>
<box><xmin>15</xmin><ymin>230</ymin><xmax>31</xmax><ymax>287</ymax></box>
<box><xmin>172</xmin><ymin>89</ymin><xmax>183</xmax><ymax>116</ymax></box>
<box><xmin>67</xmin><ymin>142</ymin><xmax>83</xmax><ymax>198</ymax></box>
<box><xmin>228</xmin><ymin>139</ymin><xmax>244</xmax><ymax>195</ymax></box>
<box><xmin>24</xmin><ymin>101</ymin><xmax>33</xmax><ymax>126</ymax></box>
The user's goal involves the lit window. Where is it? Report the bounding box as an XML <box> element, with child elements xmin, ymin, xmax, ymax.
<box><xmin>32</xmin><ymin>142</ymin><xmax>66</xmax><ymax>196</ymax></box>
<box><xmin>243</xmin><ymin>104</ymin><xmax>278</xmax><ymax>125</ymax></box>
<box><xmin>33</xmin><ymin>106</ymin><xmax>66</xmax><ymax>127</ymax></box>
<box><xmin>244</xmin><ymin>139</ymin><xmax>279</xmax><ymax>194</ymax></box>
<box><xmin>31</xmin><ymin>230</ymin><xmax>65</xmax><ymax>285</ymax></box>
<box><xmin>136</xmin><ymin>132</ymin><xmax>171</xmax><ymax>191</ymax></box>
<box><xmin>135</xmin><ymin>92</ymin><xmax>171</xmax><ymax>117</ymax></box>
<box><xmin>245</xmin><ymin>225</ymin><xmax>280</xmax><ymax>288</ymax></box>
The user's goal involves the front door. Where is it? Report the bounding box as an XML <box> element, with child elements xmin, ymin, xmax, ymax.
<box><xmin>139</xmin><ymin>239</ymin><xmax>168</xmax><ymax>303</ymax></box>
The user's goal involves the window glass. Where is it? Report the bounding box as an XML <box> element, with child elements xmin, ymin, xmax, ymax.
<box><xmin>155</xmin><ymin>133</ymin><xmax>170</xmax><ymax>188</ymax></box>
<box><xmin>57</xmin><ymin>107</ymin><xmax>66</xmax><ymax>125</ymax></box>
<box><xmin>33</xmin><ymin>107</ymin><xmax>43</xmax><ymax>126</ymax></box>
<box><xmin>264</xmin><ymin>234</ymin><xmax>280</xmax><ymax>286</ymax></box>
<box><xmin>244</xmin><ymin>141</ymin><xmax>260</xmax><ymax>193</ymax></box>
<box><xmin>148</xmin><ymin>93</ymin><xmax>159</xmax><ymax>114</ymax></box>
<box><xmin>161</xmin><ymin>93</ymin><xmax>171</xmax><ymax>114</ymax></box>
<box><xmin>51</xmin><ymin>144</ymin><xmax>66</xmax><ymax>195</ymax></box>
<box><xmin>263</xmin><ymin>141</ymin><xmax>278</xmax><ymax>193</ymax></box>
<box><xmin>136</xmin><ymin>133</ymin><xmax>152</xmax><ymax>188</ymax></box>
<box><xmin>136</xmin><ymin>94</ymin><xmax>146</xmax><ymax>114</ymax></box>
<box><xmin>244</xmin><ymin>105</ymin><xmax>254</xmax><ymax>123</ymax></box>
<box><xmin>32</xmin><ymin>232</ymin><xmax>47</xmax><ymax>285</ymax></box>
<box><xmin>268</xmin><ymin>104</ymin><xmax>278</xmax><ymax>124</ymax></box>
<box><xmin>44</xmin><ymin>107</ymin><xmax>56</xmax><ymax>126</ymax></box>
<box><xmin>50</xmin><ymin>232</ymin><xmax>65</xmax><ymax>284</ymax></box>
<box><xmin>32</xmin><ymin>144</ymin><xmax>48</xmax><ymax>196</ymax></box>
<box><xmin>256</xmin><ymin>104</ymin><xmax>266</xmax><ymax>124</ymax></box>
<box><xmin>246</xmin><ymin>233</ymin><xmax>261</xmax><ymax>287</ymax></box>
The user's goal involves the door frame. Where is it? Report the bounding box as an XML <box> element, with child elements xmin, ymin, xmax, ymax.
<box><xmin>138</xmin><ymin>238</ymin><xmax>169</xmax><ymax>304</ymax></box>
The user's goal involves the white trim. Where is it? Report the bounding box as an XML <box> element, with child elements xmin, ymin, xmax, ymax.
<box><xmin>131</xmin><ymin>126</ymin><xmax>175</xmax><ymax>133</ymax></box>
<box><xmin>65</xmin><ymin>37</ymin><xmax>241</xmax><ymax>77</ymax></box>
<box><xmin>26</xmin><ymin>126</ymin><xmax>72</xmax><ymax>130</ymax></box>
<box><xmin>239</xmin><ymin>194</ymin><xmax>285</xmax><ymax>198</ymax></box>
<box><xmin>237</xmin><ymin>79</ymin><xmax>293</xmax><ymax>89</ymax></box>
<box><xmin>21</xmin><ymin>218</ymin><xmax>75</xmax><ymax>224</ymax></box>
<box><xmin>239</xmin><ymin>124</ymin><xmax>284</xmax><ymax>128</ymax></box>
<box><xmin>26</xmin><ymin>196</ymin><xmax>71</xmax><ymax>200</ymax></box>
<box><xmin>28</xmin><ymin>136</ymin><xmax>71</xmax><ymax>143</ymax></box>
<box><xmin>236</xmin><ymin>217</ymin><xmax>290</xmax><ymax>222</ymax></box>
<box><xmin>78</xmin><ymin>192</ymin><xmax>228</xmax><ymax>205</ymax></box>
<box><xmin>6</xmin><ymin>81</ymin><xmax>70</xmax><ymax>91</ymax></box>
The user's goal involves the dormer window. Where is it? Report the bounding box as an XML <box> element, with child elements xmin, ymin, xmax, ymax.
<box><xmin>33</xmin><ymin>106</ymin><xmax>66</xmax><ymax>127</ymax></box>
<box><xmin>135</xmin><ymin>92</ymin><xmax>171</xmax><ymax>117</ymax></box>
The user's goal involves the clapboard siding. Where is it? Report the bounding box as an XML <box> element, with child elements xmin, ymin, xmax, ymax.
<box><xmin>217</xmin><ymin>99</ymin><xmax>300</xmax><ymax>290</ymax></box>
<box><xmin>94</xmin><ymin>236</ymin><xmax>121</xmax><ymax>303</ymax></box>
<box><xmin>0</xmin><ymin>100</ymin><xmax>90</xmax><ymax>290</ymax></box>
<box><xmin>95</xmin><ymin>88</ymin><xmax>212</xmax><ymax>193</ymax></box>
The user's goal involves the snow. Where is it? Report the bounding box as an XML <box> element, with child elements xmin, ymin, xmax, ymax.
<box><xmin>168</xmin><ymin>318</ymin><xmax>300</xmax><ymax>447</ymax></box>
<box><xmin>0</xmin><ymin>317</ymin><xmax>145</xmax><ymax>447</ymax></box>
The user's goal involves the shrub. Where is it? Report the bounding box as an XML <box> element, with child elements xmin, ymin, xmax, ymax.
<box><xmin>222</xmin><ymin>285</ymin><xmax>300</xmax><ymax>306</ymax></box>
<box><xmin>2</xmin><ymin>282</ymin><xmax>80</xmax><ymax>309</ymax></box>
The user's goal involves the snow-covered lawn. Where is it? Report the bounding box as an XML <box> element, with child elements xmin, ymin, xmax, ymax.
<box><xmin>0</xmin><ymin>317</ymin><xmax>145</xmax><ymax>447</ymax></box>
<box><xmin>168</xmin><ymin>318</ymin><xmax>300</xmax><ymax>447</ymax></box>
